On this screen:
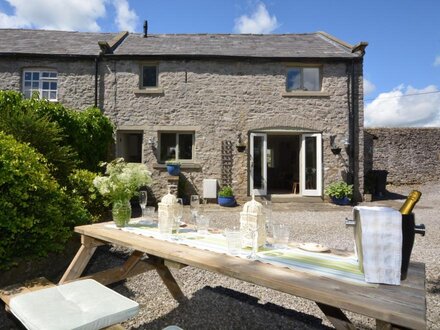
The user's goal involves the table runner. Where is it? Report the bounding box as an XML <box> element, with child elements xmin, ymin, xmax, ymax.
<box><xmin>106</xmin><ymin>222</ymin><xmax>368</xmax><ymax>285</ymax></box>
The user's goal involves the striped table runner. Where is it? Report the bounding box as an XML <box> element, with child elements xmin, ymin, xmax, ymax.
<box><xmin>107</xmin><ymin>222</ymin><xmax>368</xmax><ymax>285</ymax></box>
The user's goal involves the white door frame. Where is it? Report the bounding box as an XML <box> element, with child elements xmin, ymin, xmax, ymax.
<box><xmin>300</xmin><ymin>133</ymin><xmax>322</xmax><ymax>196</ymax></box>
<box><xmin>250</xmin><ymin>133</ymin><xmax>267</xmax><ymax>196</ymax></box>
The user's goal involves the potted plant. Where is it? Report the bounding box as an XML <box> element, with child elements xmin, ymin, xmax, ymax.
<box><xmin>218</xmin><ymin>185</ymin><xmax>236</xmax><ymax>207</ymax></box>
<box><xmin>324</xmin><ymin>181</ymin><xmax>353</xmax><ymax>205</ymax></box>
<box><xmin>93</xmin><ymin>158</ymin><xmax>152</xmax><ymax>227</ymax></box>
<box><xmin>166</xmin><ymin>160</ymin><xmax>181</xmax><ymax>176</ymax></box>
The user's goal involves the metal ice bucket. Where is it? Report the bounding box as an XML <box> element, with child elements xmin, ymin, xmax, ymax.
<box><xmin>346</xmin><ymin>210</ymin><xmax>425</xmax><ymax>280</ymax></box>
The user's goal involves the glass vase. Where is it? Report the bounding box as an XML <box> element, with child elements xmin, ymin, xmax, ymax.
<box><xmin>112</xmin><ymin>200</ymin><xmax>132</xmax><ymax>227</ymax></box>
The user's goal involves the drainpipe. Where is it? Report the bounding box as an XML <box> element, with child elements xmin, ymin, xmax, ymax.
<box><xmin>94</xmin><ymin>56</ymin><xmax>99</xmax><ymax>108</ymax></box>
<box><xmin>350</xmin><ymin>59</ymin><xmax>357</xmax><ymax>189</ymax></box>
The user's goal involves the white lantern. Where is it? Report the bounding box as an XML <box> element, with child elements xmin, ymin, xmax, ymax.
<box><xmin>158</xmin><ymin>189</ymin><xmax>177</xmax><ymax>232</ymax></box>
<box><xmin>240</xmin><ymin>195</ymin><xmax>266</xmax><ymax>248</ymax></box>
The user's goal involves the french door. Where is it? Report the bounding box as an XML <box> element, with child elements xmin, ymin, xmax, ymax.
<box><xmin>250</xmin><ymin>133</ymin><xmax>267</xmax><ymax>196</ymax></box>
<box><xmin>301</xmin><ymin>133</ymin><xmax>322</xmax><ymax>196</ymax></box>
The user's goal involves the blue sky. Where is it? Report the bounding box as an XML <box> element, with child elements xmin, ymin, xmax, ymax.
<box><xmin>1</xmin><ymin>0</ymin><xmax>439</xmax><ymax>127</ymax></box>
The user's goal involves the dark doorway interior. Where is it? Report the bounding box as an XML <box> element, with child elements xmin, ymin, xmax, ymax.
<box><xmin>117</xmin><ymin>131</ymin><xmax>143</xmax><ymax>163</ymax></box>
<box><xmin>267</xmin><ymin>135</ymin><xmax>300</xmax><ymax>194</ymax></box>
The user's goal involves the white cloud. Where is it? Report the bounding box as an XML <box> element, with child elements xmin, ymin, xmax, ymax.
<box><xmin>113</xmin><ymin>0</ymin><xmax>138</xmax><ymax>32</ymax></box>
<box><xmin>365</xmin><ymin>85</ymin><xmax>440</xmax><ymax>127</ymax></box>
<box><xmin>434</xmin><ymin>55</ymin><xmax>440</xmax><ymax>67</ymax></box>
<box><xmin>0</xmin><ymin>0</ymin><xmax>107</xmax><ymax>31</ymax></box>
<box><xmin>234</xmin><ymin>2</ymin><xmax>279</xmax><ymax>34</ymax></box>
<box><xmin>363</xmin><ymin>78</ymin><xmax>376</xmax><ymax>95</ymax></box>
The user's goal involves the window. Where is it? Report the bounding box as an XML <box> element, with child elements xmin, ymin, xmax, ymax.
<box><xmin>23</xmin><ymin>70</ymin><xmax>58</xmax><ymax>100</ymax></box>
<box><xmin>286</xmin><ymin>67</ymin><xmax>320</xmax><ymax>92</ymax></box>
<box><xmin>141</xmin><ymin>65</ymin><xmax>158</xmax><ymax>88</ymax></box>
<box><xmin>160</xmin><ymin>132</ymin><xmax>194</xmax><ymax>162</ymax></box>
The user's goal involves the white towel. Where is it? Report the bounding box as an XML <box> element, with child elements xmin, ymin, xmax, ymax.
<box><xmin>354</xmin><ymin>206</ymin><xmax>402</xmax><ymax>285</ymax></box>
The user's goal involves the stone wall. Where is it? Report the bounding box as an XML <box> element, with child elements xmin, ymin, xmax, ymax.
<box><xmin>364</xmin><ymin>128</ymin><xmax>440</xmax><ymax>185</ymax></box>
<box><xmin>0</xmin><ymin>56</ymin><xmax>365</xmax><ymax>201</ymax></box>
<box><xmin>102</xmin><ymin>58</ymin><xmax>364</xmax><ymax>200</ymax></box>
<box><xmin>0</xmin><ymin>57</ymin><xmax>96</xmax><ymax>110</ymax></box>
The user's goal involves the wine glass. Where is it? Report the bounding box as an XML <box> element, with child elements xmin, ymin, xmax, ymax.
<box><xmin>247</xmin><ymin>223</ymin><xmax>261</xmax><ymax>260</ymax></box>
<box><xmin>263</xmin><ymin>200</ymin><xmax>273</xmax><ymax>247</ymax></box>
<box><xmin>139</xmin><ymin>190</ymin><xmax>148</xmax><ymax>220</ymax></box>
<box><xmin>172</xmin><ymin>198</ymin><xmax>184</xmax><ymax>240</ymax></box>
<box><xmin>190</xmin><ymin>195</ymin><xmax>200</xmax><ymax>224</ymax></box>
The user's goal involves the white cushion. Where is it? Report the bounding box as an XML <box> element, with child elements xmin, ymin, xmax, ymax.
<box><xmin>9</xmin><ymin>279</ymin><xmax>139</xmax><ymax>330</ymax></box>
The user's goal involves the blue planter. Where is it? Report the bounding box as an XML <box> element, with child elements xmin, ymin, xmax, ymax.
<box><xmin>218</xmin><ymin>196</ymin><xmax>236</xmax><ymax>207</ymax></box>
<box><xmin>166</xmin><ymin>164</ymin><xmax>180</xmax><ymax>176</ymax></box>
<box><xmin>331</xmin><ymin>196</ymin><xmax>351</xmax><ymax>205</ymax></box>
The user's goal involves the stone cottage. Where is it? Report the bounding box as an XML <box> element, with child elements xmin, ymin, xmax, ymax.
<box><xmin>0</xmin><ymin>28</ymin><xmax>367</xmax><ymax>202</ymax></box>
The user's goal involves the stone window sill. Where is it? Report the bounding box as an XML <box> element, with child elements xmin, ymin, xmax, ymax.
<box><xmin>134</xmin><ymin>87</ymin><xmax>164</xmax><ymax>95</ymax></box>
<box><xmin>153</xmin><ymin>162</ymin><xmax>202</xmax><ymax>170</ymax></box>
<box><xmin>282</xmin><ymin>91</ymin><xmax>330</xmax><ymax>97</ymax></box>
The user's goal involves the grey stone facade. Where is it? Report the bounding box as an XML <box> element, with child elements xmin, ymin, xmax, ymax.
<box><xmin>364</xmin><ymin>128</ymin><xmax>440</xmax><ymax>185</ymax></box>
<box><xmin>0</xmin><ymin>30</ymin><xmax>366</xmax><ymax>202</ymax></box>
<box><xmin>102</xmin><ymin>59</ymin><xmax>364</xmax><ymax>201</ymax></box>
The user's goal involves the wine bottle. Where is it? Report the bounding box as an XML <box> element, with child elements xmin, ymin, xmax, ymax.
<box><xmin>399</xmin><ymin>190</ymin><xmax>422</xmax><ymax>215</ymax></box>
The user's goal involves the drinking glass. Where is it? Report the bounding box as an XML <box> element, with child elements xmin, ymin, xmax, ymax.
<box><xmin>196</xmin><ymin>215</ymin><xmax>209</xmax><ymax>235</ymax></box>
<box><xmin>247</xmin><ymin>224</ymin><xmax>261</xmax><ymax>260</ymax></box>
<box><xmin>225</xmin><ymin>227</ymin><xmax>241</xmax><ymax>255</ymax></box>
<box><xmin>139</xmin><ymin>190</ymin><xmax>148</xmax><ymax>220</ymax></box>
<box><xmin>143</xmin><ymin>206</ymin><xmax>155</xmax><ymax>225</ymax></box>
<box><xmin>272</xmin><ymin>223</ymin><xmax>290</xmax><ymax>248</ymax></box>
<box><xmin>263</xmin><ymin>200</ymin><xmax>273</xmax><ymax>245</ymax></box>
<box><xmin>190</xmin><ymin>195</ymin><xmax>200</xmax><ymax>223</ymax></box>
<box><xmin>172</xmin><ymin>198</ymin><xmax>184</xmax><ymax>240</ymax></box>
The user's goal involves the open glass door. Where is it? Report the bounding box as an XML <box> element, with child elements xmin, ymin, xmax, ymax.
<box><xmin>301</xmin><ymin>133</ymin><xmax>322</xmax><ymax>196</ymax></box>
<box><xmin>250</xmin><ymin>133</ymin><xmax>267</xmax><ymax>196</ymax></box>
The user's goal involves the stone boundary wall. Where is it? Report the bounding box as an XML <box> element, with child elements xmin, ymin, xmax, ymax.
<box><xmin>364</xmin><ymin>128</ymin><xmax>440</xmax><ymax>185</ymax></box>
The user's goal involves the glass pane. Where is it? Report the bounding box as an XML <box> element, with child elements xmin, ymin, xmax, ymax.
<box><xmin>286</xmin><ymin>68</ymin><xmax>301</xmax><ymax>91</ymax></box>
<box><xmin>42</xmin><ymin>72</ymin><xmax>49</xmax><ymax>77</ymax></box>
<box><xmin>32</xmin><ymin>82</ymin><xmax>39</xmax><ymax>88</ymax></box>
<box><xmin>49</xmin><ymin>72</ymin><xmax>57</xmax><ymax>78</ymax></box>
<box><xmin>160</xmin><ymin>133</ymin><xmax>176</xmax><ymax>161</ymax></box>
<box><xmin>253</xmin><ymin>136</ymin><xmax>264</xmax><ymax>190</ymax></box>
<box><xmin>50</xmin><ymin>91</ymin><xmax>57</xmax><ymax>99</ymax></box>
<box><xmin>178</xmin><ymin>134</ymin><xmax>193</xmax><ymax>160</ymax></box>
<box><xmin>142</xmin><ymin>66</ymin><xmax>157</xmax><ymax>87</ymax></box>
<box><xmin>24</xmin><ymin>72</ymin><xmax>32</xmax><ymax>80</ymax></box>
<box><xmin>303</xmin><ymin>68</ymin><xmax>320</xmax><ymax>91</ymax></box>
<box><xmin>42</xmin><ymin>82</ymin><xmax>49</xmax><ymax>89</ymax></box>
<box><xmin>32</xmin><ymin>72</ymin><xmax>39</xmax><ymax>80</ymax></box>
<box><xmin>50</xmin><ymin>82</ymin><xmax>57</xmax><ymax>90</ymax></box>
<box><xmin>305</xmin><ymin>136</ymin><xmax>317</xmax><ymax>190</ymax></box>
<box><xmin>24</xmin><ymin>81</ymin><xmax>31</xmax><ymax>87</ymax></box>
<box><xmin>42</xmin><ymin>91</ymin><xmax>49</xmax><ymax>99</ymax></box>
<box><xmin>24</xmin><ymin>91</ymin><xmax>31</xmax><ymax>98</ymax></box>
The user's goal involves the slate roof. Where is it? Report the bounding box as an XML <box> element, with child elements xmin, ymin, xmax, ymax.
<box><xmin>0</xmin><ymin>29</ymin><xmax>361</xmax><ymax>59</ymax></box>
<box><xmin>0</xmin><ymin>29</ymin><xmax>117</xmax><ymax>56</ymax></box>
<box><xmin>114</xmin><ymin>33</ymin><xmax>359</xmax><ymax>59</ymax></box>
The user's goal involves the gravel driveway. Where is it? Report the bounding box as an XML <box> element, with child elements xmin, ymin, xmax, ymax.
<box><xmin>1</xmin><ymin>182</ymin><xmax>439</xmax><ymax>329</ymax></box>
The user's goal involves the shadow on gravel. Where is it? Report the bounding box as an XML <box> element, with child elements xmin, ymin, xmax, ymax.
<box><xmin>133</xmin><ymin>286</ymin><xmax>331</xmax><ymax>330</ymax></box>
<box><xmin>427</xmin><ymin>278</ymin><xmax>440</xmax><ymax>294</ymax></box>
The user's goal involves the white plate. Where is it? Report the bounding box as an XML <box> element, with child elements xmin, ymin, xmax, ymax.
<box><xmin>298</xmin><ymin>242</ymin><xmax>330</xmax><ymax>253</ymax></box>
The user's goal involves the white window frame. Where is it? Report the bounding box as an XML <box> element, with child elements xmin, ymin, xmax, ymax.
<box><xmin>159</xmin><ymin>131</ymin><xmax>195</xmax><ymax>163</ymax></box>
<box><xmin>22</xmin><ymin>70</ymin><xmax>58</xmax><ymax>101</ymax></box>
<box><xmin>286</xmin><ymin>66</ymin><xmax>322</xmax><ymax>92</ymax></box>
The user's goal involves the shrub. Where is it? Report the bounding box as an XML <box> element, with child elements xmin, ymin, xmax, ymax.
<box><xmin>0</xmin><ymin>132</ymin><xmax>88</xmax><ymax>270</ymax></box>
<box><xmin>219</xmin><ymin>186</ymin><xmax>234</xmax><ymax>197</ymax></box>
<box><xmin>0</xmin><ymin>91</ymin><xmax>114</xmax><ymax>173</ymax></box>
<box><xmin>67</xmin><ymin>169</ymin><xmax>109</xmax><ymax>223</ymax></box>
<box><xmin>0</xmin><ymin>93</ymin><xmax>78</xmax><ymax>184</ymax></box>
<box><xmin>324</xmin><ymin>181</ymin><xmax>353</xmax><ymax>200</ymax></box>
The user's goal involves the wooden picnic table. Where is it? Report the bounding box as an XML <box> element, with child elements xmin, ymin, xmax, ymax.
<box><xmin>60</xmin><ymin>222</ymin><xmax>426</xmax><ymax>330</ymax></box>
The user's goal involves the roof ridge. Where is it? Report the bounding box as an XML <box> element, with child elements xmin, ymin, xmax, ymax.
<box><xmin>0</xmin><ymin>28</ymin><xmax>115</xmax><ymax>35</ymax></box>
<box><xmin>129</xmin><ymin>32</ymin><xmax>318</xmax><ymax>37</ymax></box>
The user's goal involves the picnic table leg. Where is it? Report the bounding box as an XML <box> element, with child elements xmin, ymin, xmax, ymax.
<box><xmin>59</xmin><ymin>235</ymin><xmax>104</xmax><ymax>284</ymax></box>
<box><xmin>316</xmin><ymin>302</ymin><xmax>356</xmax><ymax>330</ymax></box>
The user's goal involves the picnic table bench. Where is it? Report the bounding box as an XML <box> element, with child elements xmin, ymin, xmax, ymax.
<box><xmin>60</xmin><ymin>222</ymin><xmax>426</xmax><ymax>330</ymax></box>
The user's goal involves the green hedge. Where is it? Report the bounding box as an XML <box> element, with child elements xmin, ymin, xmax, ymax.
<box><xmin>0</xmin><ymin>132</ymin><xmax>88</xmax><ymax>270</ymax></box>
